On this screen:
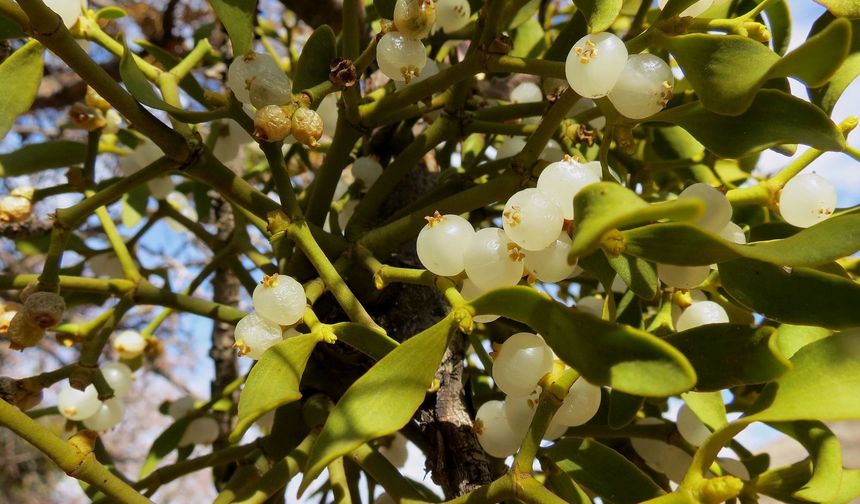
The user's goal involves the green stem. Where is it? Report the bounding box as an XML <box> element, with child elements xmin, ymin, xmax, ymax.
<box><xmin>518</xmin><ymin>476</ymin><xmax>568</xmax><ymax>504</ymax></box>
<box><xmin>0</xmin><ymin>0</ymin><xmax>28</xmax><ymax>26</ymax></box>
<box><xmin>36</xmin><ymin>226</ymin><xmax>70</xmax><ymax>293</ymax></box>
<box><xmin>514</xmin><ymin>89</ymin><xmax>580</xmax><ymax>172</ymax></box>
<box><xmin>328</xmin><ymin>457</ymin><xmax>353</xmax><ymax>504</ymax></box>
<box><xmin>261</xmin><ymin>142</ymin><xmax>302</xmax><ymax>219</ymax></box>
<box><xmin>91</xmin><ymin>194</ymin><xmax>141</xmax><ymax>282</ymax></box>
<box><xmin>486</xmin><ymin>56</ymin><xmax>566</xmax><ymax>79</ymax></box>
<box><xmin>428</xmin><ymin>474</ymin><xmax>515</xmax><ymax>504</ymax></box>
<box><xmin>347</xmin><ymin>443</ymin><xmax>431</xmax><ymax>501</ymax></box>
<box><xmin>0</xmin><ymin>399</ymin><xmax>151</xmax><ymax>503</ymax></box>
<box><xmin>170</xmin><ymin>38</ymin><xmax>213</xmax><ymax>80</ymax></box>
<box><xmin>135</xmin><ymin>442</ymin><xmax>259</xmax><ymax>490</ymax></box>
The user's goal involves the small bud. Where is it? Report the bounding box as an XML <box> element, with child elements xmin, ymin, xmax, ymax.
<box><xmin>254</xmin><ymin>105</ymin><xmax>292</xmax><ymax>142</ymax></box>
<box><xmin>291</xmin><ymin>108</ymin><xmax>324</xmax><ymax>147</ymax></box>
<box><xmin>69</xmin><ymin>103</ymin><xmax>107</xmax><ymax>131</ymax></box>
<box><xmin>0</xmin><ymin>188</ymin><xmax>34</xmax><ymax>223</ymax></box>
<box><xmin>8</xmin><ymin>311</ymin><xmax>45</xmax><ymax>350</ymax></box>
<box><xmin>85</xmin><ymin>87</ymin><xmax>111</xmax><ymax>111</ymax></box>
<box><xmin>23</xmin><ymin>292</ymin><xmax>66</xmax><ymax>329</ymax></box>
<box><xmin>329</xmin><ymin>57</ymin><xmax>357</xmax><ymax>88</ymax></box>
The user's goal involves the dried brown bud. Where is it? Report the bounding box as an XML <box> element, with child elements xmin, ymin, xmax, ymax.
<box><xmin>0</xmin><ymin>377</ymin><xmax>41</xmax><ymax>409</ymax></box>
<box><xmin>23</xmin><ymin>292</ymin><xmax>66</xmax><ymax>329</ymax></box>
<box><xmin>291</xmin><ymin>108</ymin><xmax>324</xmax><ymax>147</ymax></box>
<box><xmin>329</xmin><ymin>57</ymin><xmax>358</xmax><ymax>88</ymax></box>
<box><xmin>8</xmin><ymin>311</ymin><xmax>45</xmax><ymax>350</ymax></box>
<box><xmin>253</xmin><ymin>104</ymin><xmax>292</xmax><ymax>142</ymax></box>
<box><xmin>69</xmin><ymin>103</ymin><xmax>107</xmax><ymax>131</ymax></box>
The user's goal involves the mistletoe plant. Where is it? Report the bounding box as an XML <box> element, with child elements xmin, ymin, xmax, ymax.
<box><xmin>0</xmin><ymin>0</ymin><xmax>859</xmax><ymax>502</ymax></box>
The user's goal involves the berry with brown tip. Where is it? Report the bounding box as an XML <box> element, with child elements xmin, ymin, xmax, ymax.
<box><xmin>291</xmin><ymin>108</ymin><xmax>324</xmax><ymax>147</ymax></box>
<box><xmin>254</xmin><ymin>105</ymin><xmax>292</xmax><ymax>142</ymax></box>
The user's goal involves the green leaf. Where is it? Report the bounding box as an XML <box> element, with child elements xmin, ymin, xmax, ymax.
<box><xmin>292</xmin><ymin>25</ymin><xmax>336</xmax><ymax>92</ymax></box>
<box><xmin>570</xmin><ymin>182</ymin><xmax>704</xmax><ymax>259</ymax></box>
<box><xmin>544</xmin><ymin>465</ymin><xmax>592</xmax><ymax>504</ymax></box>
<box><xmin>572</xmin><ymin>0</ymin><xmax>622</xmax><ymax>33</ymax></box>
<box><xmin>747</xmin><ymin>330</ymin><xmax>860</xmax><ymax>422</ymax></box>
<box><xmin>0</xmin><ymin>141</ymin><xmax>87</xmax><ymax>177</ymax></box>
<box><xmin>809</xmin><ymin>14</ymin><xmax>860</xmax><ymax>114</ymax></box>
<box><xmin>658</xmin><ymin>18</ymin><xmax>851</xmax><ymax>115</ymax></box>
<box><xmin>300</xmin><ymin>317</ymin><xmax>455</xmax><ymax>492</ymax></box>
<box><xmin>770</xmin><ymin>421</ymin><xmax>842</xmax><ymax>502</ymax></box>
<box><xmin>95</xmin><ymin>6</ymin><xmax>126</xmax><ymax>19</ymax></box>
<box><xmin>470</xmin><ymin>287</ymin><xmax>696</xmax><ymax>396</ymax></box>
<box><xmin>546</xmin><ymin>438</ymin><xmax>666</xmax><ymax>503</ymax></box>
<box><xmin>622</xmin><ymin>211</ymin><xmax>860</xmax><ymax>267</ymax></box>
<box><xmin>121</xmin><ymin>186</ymin><xmax>149</xmax><ymax>229</ymax></box>
<box><xmin>139</xmin><ymin>416</ymin><xmax>192</xmax><ymax>477</ymax></box>
<box><xmin>765</xmin><ymin>0</ymin><xmax>792</xmax><ymax>55</ymax></box>
<box><xmin>511</xmin><ymin>17</ymin><xmax>545</xmax><ymax>59</ymax></box>
<box><xmin>719</xmin><ymin>258</ymin><xmax>860</xmax><ymax>329</ymax></box>
<box><xmin>207</xmin><ymin>0</ymin><xmax>255</xmax><ymax>56</ymax></box>
<box><xmin>681</xmin><ymin>391</ymin><xmax>727</xmax><ymax>431</ymax></box>
<box><xmin>0</xmin><ymin>14</ymin><xmax>24</xmax><ymax>39</ymax></box>
<box><xmin>652</xmin><ymin>90</ymin><xmax>845</xmax><ymax>158</ymax></box>
<box><xmin>831</xmin><ymin>469</ymin><xmax>860</xmax><ymax>504</ymax></box>
<box><xmin>658</xmin><ymin>0</ymin><xmax>705</xmax><ymax>19</ymax></box>
<box><xmin>544</xmin><ymin>11</ymin><xmax>588</xmax><ymax>62</ymax></box>
<box><xmin>775</xmin><ymin>324</ymin><xmax>832</xmax><ymax>360</ymax></box>
<box><xmin>666</xmin><ymin>325</ymin><xmax>791</xmax><ymax>391</ymax></box>
<box><xmin>607</xmin><ymin>390</ymin><xmax>643</xmax><ymax>429</ymax></box>
<box><xmin>229</xmin><ymin>333</ymin><xmax>318</xmax><ymax>443</ymax></box>
<box><xmin>607</xmin><ymin>254</ymin><xmax>658</xmax><ymax>300</ymax></box>
<box><xmin>815</xmin><ymin>0</ymin><xmax>860</xmax><ymax>18</ymax></box>
<box><xmin>0</xmin><ymin>40</ymin><xmax>43</xmax><ymax>140</ymax></box>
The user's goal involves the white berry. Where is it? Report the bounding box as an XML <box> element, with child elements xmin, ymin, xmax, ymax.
<box><xmin>537</xmin><ymin>158</ymin><xmax>601</xmax><ymax>220</ymax></box>
<box><xmin>657</xmin><ymin>264</ymin><xmax>711</xmax><ymax>290</ymax></box>
<box><xmin>377</xmin><ymin>32</ymin><xmax>427</xmax><ymax>83</ymax></box>
<box><xmin>524</xmin><ymin>232</ymin><xmax>577</xmax><ymax>283</ymax></box>
<box><xmin>44</xmin><ymin>0</ymin><xmax>86</xmax><ymax>28</ymax></box>
<box><xmin>676</xmin><ymin>300</ymin><xmax>729</xmax><ymax>331</ymax></box>
<box><xmin>678</xmin><ymin>183</ymin><xmax>732</xmax><ymax>232</ymax></box>
<box><xmin>779</xmin><ymin>173</ymin><xmax>837</xmax><ymax>228</ymax></box>
<box><xmin>82</xmin><ymin>398</ymin><xmax>125</xmax><ymax>431</ymax></box>
<box><xmin>553</xmin><ymin>378</ymin><xmax>601</xmax><ymax>427</ymax></box>
<box><xmin>492</xmin><ymin>332</ymin><xmax>554</xmax><ymax>396</ymax></box>
<box><xmin>379</xmin><ymin>432</ymin><xmax>409</xmax><ymax>468</ymax></box>
<box><xmin>463</xmin><ymin>227</ymin><xmax>524</xmax><ymax>291</ymax></box>
<box><xmin>608</xmin><ymin>54</ymin><xmax>674</xmax><ymax>119</ymax></box>
<box><xmin>435</xmin><ymin>0</ymin><xmax>471</xmax><ymax>33</ymax></box>
<box><xmin>168</xmin><ymin>396</ymin><xmax>196</xmax><ymax>419</ymax></box>
<box><xmin>719</xmin><ymin>222</ymin><xmax>746</xmax><ymax>244</ymax></box>
<box><xmin>252</xmin><ymin>274</ymin><xmax>306</xmax><ymax>326</ymax></box>
<box><xmin>459</xmin><ymin>279</ymin><xmax>500</xmax><ymax>323</ymax></box>
<box><xmin>179</xmin><ymin>417</ymin><xmax>221</xmax><ymax>446</ymax></box>
<box><xmin>58</xmin><ymin>384</ymin><xmax>101</xmax><ymax>421</ymax></box>
<box><xmin>317</xmin><ymin>93</ymin><xmax>339</xmax><ymax>138</ymax></box>
<box><xmin>416</xmin><ymin>213</ymin><xmax>474</xmax><ymax>276</ymax></box>
<box><xmin>100</xmin><ymin>362</ymin><xmax>133</xmax><ymax>398</ymax></box>
<box><xmin>352</xmin><ymin>157</ymin><xmax>384</xmax><ymax>190</ymax></box>
<box><xmin>474</xmin><ymin>400</ymin><xmax>520</xmax><ymax>458</ymax></box>
<box><xmin>227</xmin><ymin>53</ymin><xmax>290</xmax><ymax>106</ymax></box>
<box><xmin>394</xmin><ymin>0</ymin><xmax>436</xmax><ymax>39</ymax></box>
<box><xmin>503</xmin><ymin>388</ymin><xmax>540</xmax><ymax>436</ymax></box>
<box><xmin>565</xmin><ymin>33</ymin><xmax>628</xmax><ymax>98</ymax></box>
<box><xmin>113</xmin><ymin>330</ymin><xmax>146</xmax><ymax>360</ymax></box>
<box><xmin>233</xmin><ymin>312</ymin><xmax>284</xmax><ymax>360</ymax></box>
<box><xmin>510</xmin><ymin>82</ymin><xmax>543</xmax><ymax>104</ymax></box>
<box><xmin>503</xmin><ymin>188</ymin><xmax>565</xmax><ymax>251</ymax></box>
<box><xmin>496</xmin><ymin>137</ymin><xmax>526</xmax><ymax>159</ymax></box>
<box><xmin>676</xmin><ymin>403</ymin><xmax>711</xmax><ymax>446</ymax></box>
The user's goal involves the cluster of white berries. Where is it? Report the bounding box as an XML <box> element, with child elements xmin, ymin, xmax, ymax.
<box><xmin>57</xmin><ymin>362</ymin><xmax>133</xmax><ymax>431</ymax></box>
<box><xmin>473</xmin><ymin>333</ymin><xmax>601</xmax><ymax>457</ymax></box>
<box><xmin>227</xmin><ymin>53</ymin><xmax>324</xmax><ymax>146</ymax></box>
<box><xmin>376</xmin><ymin>0</ymin><xmax>470</xmax><ymax>83</ymax></box>
<box><xmin>233</xmin><ymin>274</ymin><xmax>306</xmax><ymax>360</ymax></box>
<box><xmin>566</xmin><ymin>32</ymin><xmax>673</xmax><ymax>120</ymax></box>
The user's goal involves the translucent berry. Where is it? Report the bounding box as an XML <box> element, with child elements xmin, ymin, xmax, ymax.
<box><xmin>459</xmin><ymin>279</ymin><xmax>500</xmax><ymax>323</ymax></box>
<box><xmin>503</xmin><ymin>188</ymin><xmax>565</xmax><ymax>251</ymax></box>
<box><xmin>58</xmin><ymin>384</ymin><xmax>101</xmax><ymax>420</ymax></box>
<box><xmin>492</xmin><ymin>332</ymin><xmax>554</xmax><ymax>396</ymax></box>
<box><xmin>254</xmin><ymin>105</ymin><xmax>292</xmax><ymax>142</ymax></box>
<box><xmin>179</xmin><ymin>416</ymin><xmax>221</xmax><ymax>446</ymax></box>
<box><xmin>168</xmin><ymin>396</ymin><xmax>196</xmax><ymax>419</ymax></box>
<box><xmin>568</xmin><ymin>98</ymin><xmax>606</xmax><ymax>129</ymax></box>
<box><xmin>541</xmin><ymin>140</ymin><xmax>565</xmax><ymax>162</ymax></box>
<box><xmin>352</xmin><ymin>157</ymin><xmax>384</xmax><ymax>190</ymax></box>
<box><xmin>719</xmin><ymin>222</ymin><xmax>746</xmax><ymax>244</ymax></box>
<box><xmin>657</xmin><ymin>264</ymin><xmax>711</xmax><ymax>290</ymax></box>
<box><xmin>778</xmin><ymin>173</ymin><xmax>837</xmax><ymax>228</ymax></box>
<box><xmin>565</xmin><ymin>33</ymin><xmax>628</xmax><ymax>98</ymax></box>
<box><xmin>165</xmin><ymin>191</ymin><xmax>199</xmax><ymax>232</ymax></box>
<box><xmin>435</xmin><ymin>0</ymin><xmax>471</xmax><ymax>33</ymax></box>
<box><xmin>113</xmin><ymin>330</ymin><xmax>146</xmax><ymax>360</ymax></box>
<box><xmin>377</xmin><ymin>32</ymin><xmax>427</xmax><ymax>83</ymax></box>
<box><xmin>510</xmin><ymin>82</ymin><xmax>543</xmax><ymax>104</ymax></box>
<box><xmin>675</xmin><ymin>300</ymin><xmax>729</xmax><ymax>332</ymax></box>
<box><xmin>148</xmin><ymin>176</ymin><xmax>175</xmax><ymax>200</ymax></box>
<box><xmin>317</xmin><ymin>93</ymin><xmax>339</xmax><ymax>138</ymax></box>
<box><xmin>474</xmin><ymin>400</ymin><xmax>520</xmax><ymax>458</ymax></box>
<box><xmin>0</xmin><ymin>187</ymin><xmax>34</xmax><ymax>223</ymax></box>
<box><xmin>718</xmin><ymin>458</ymin><xmax>750</xmax><ymax>480</ymax></box>
<box><xmin>503</xmin><ymin>388</ymin><xmax>541</xmax><ymax>436</ymax></box>
<box><xmin>463</xmin><ymin>228</ymin><xmax>524</xmax><ymax>291</ymax></box>
<box><xmin>496</xmin><ymin>137</ymin><xmax>526</xmax><ymax>159</ymax></box>
<box><xmin>659</xmin><ymin>0</ymin><xmax>714</xmax><ymax>17</ymax></box>
<box><xmin>395</xmin><ymin>58</ymin><xmax>439</xmax><ymax>90</ymax></box>
<box><xmin>576</xmin><ymin>296</ymin><xmax>604</xmax><ymax>317</ymax></box>
<box><xmin>379</xmin><ymin>432</ymin><xmax>408</xmax><ymax>468</ymax></box>
<box><xmin>23</xmin><ymin>292</ymin><xmax>65</xmax><ymax>329</ymax></box>
<box><xmin>252</xmin><ymin>274</ymin><xmax>306</xmax><ymax>326</ymax></box>
<box><xmin>44</xmin><ymin>0</ymin><xmax>86</xmax><ymax>28</ymax></box>
<box><xmin>524</xmin><ymin>232</ymin><xmax>577</xmax><ymax>283</ymax></box>
<box><xmin>537</xmin><ymin>158</ymin><xmax>601</xmax><ymax>220</ymax></box>
<box><xmin>553</xmin><ymin>378</ymin><xmax>601</xmax><ymax>427</ymax></box>
<box><xmin>676</xmin><ymin>403</ymin><xmax>711</xmax><ymax>446</ymax></box>
<box><xmin>234</xmin><ymin>312</ymin><xmax>284</xmax><ymax>360</ymax></box>
<box><xmin>291</xmin><ymin>108</ymin><xmax>324</xmax><ymax>147</ymax></box>
<box><xmin>608</xmin><ymin>54</ymin><xmax>674</xmax><ymax>119</ymax></box>
<box><xmin>101</xmin><ymin>363</ymin><xmax>133</xmax><ymax>398</ymax></box>
<box><xmin>394</xmin><ymin>0</ymin><xmax>436</xmax><ymax>39</ymax></box>
<box><xmin>678</xmin><ymin>183</ymin><xmax>732</xmax><ymax>232</ymax></box>
<box><xmin>416</xmin><ymin>212</ymin><xmax>474</xmax><ymax>276</ymax></box>
<box><xmin>82</xmin><ymin>398</ymin><xmax>125</xmax><ymax>431</ymax></box>
<box><xmin>227</xmin><ymin>52</ymin><xmax>291</xmax><ymax>106</ymax></box>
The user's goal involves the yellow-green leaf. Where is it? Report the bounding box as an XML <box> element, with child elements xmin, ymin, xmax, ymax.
<box><xmin>207</xmin><ymin>0</ymin><xmax>255</xmax><ymax>56</ymax></box>
<box><xmin>0</xmin><ymin>40</ymin><xmax>44</xmax><ymax>140</ymax></box>
<box><xmin>809</xmin><ymin>14</ymin><xmax>860</xmax><ymax>114</ymax></box>
<box><xmin>229</xmin><ymin>333</ymin><xmax>319</xmax><ymax>443</ymax></box>
<box><xmin>573</xmin><ymin>0</ymin><xmax>622</xmax><ymax>33</ymax></box>
<box><xmin>815</xmin><ymin>0</ymin><xmax>860</xmax><ymax>18</ymax></box>
<box><xmin>293</xmin><ymin>25</ymin><xmax>336</xmax><ymax>92</ymax></box>
<box><xmin>0</xmin><ymin>141</ymin><xmax>87</xmax><ymax>177</ymax></box>
<box><xmin>300</xmin><ymin>317</ymin><xmax>456</xmax><ymax>492</ymax></box>
<box><xmin>770</xmin><ymin>421</ymin><xmax>842</xmax><ymax>502</ymax></box>
<box><xmin>470</xmin><ymin>287</ymin><xmax>696</xmax><ymax>396</ymax></box>
<box><xmin>681</xmin><ymin>391</ymin><xmax>727</xmax><ymax>431</ymax></box>
<box><xmin>775</xmin><ymin>324</ymin><xmax>833</xmax><ymax>360</ymax></box>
